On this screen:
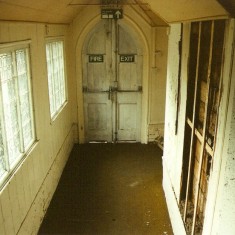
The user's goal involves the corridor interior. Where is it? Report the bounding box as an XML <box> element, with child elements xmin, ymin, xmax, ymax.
<box><xmin>0</xmin><ymin>1</ymin><xmax>235</xmax><ymax>235</ymax></box>
<box><xmin>38</xmin><ymin>143</ymin><xmax>173</xmax><ymax>235</ymax></box>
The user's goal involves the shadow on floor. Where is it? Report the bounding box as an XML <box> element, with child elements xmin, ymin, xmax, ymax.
<box><xmin>38</xmin><ymin>143</ymin><xmax>173</xmax><ymax>235</ymax></box>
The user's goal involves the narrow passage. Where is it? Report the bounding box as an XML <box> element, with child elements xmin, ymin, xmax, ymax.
<box><xmin>38</xmin><ymin>143</ymin><xmax>173</xmax><ymax>235</ymax></box>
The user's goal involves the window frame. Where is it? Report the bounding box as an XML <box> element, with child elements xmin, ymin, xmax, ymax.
<box><xmin>0</xmin><ymin>40</ymin><xmax>36</xmax><ymax>187</ymax></box>
<box><xmin>45</xmin><ymin>37</ymin><xmax>68</xmax><ymax>121</ymax></box>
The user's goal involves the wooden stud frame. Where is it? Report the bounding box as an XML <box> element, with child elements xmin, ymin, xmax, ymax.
<box><xmin>181</xmin><ymin>20</ymin><xmax>226</xmax><ymax>235</ymax></box>
<box><xmin>183</xmin><ymin>22</ymin><xmax>202</xmax><ymax>223</ymax></box>
<box><xmin>191</xmin><ymin>21</ymin><xmax>214</xmax><ymax>235</ymax></box>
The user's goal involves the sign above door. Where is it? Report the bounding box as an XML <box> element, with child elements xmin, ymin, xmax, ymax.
<box><xmin>101</xmin><ymin>9</ymin><xmax>123</xmax><ymax>19</ymax></box>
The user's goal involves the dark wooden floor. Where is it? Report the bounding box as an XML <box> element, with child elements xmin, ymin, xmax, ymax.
<box><xmin>38</xmin><ymin>143</ymin><xmax>173</xmax><ymax>235</ymax></box>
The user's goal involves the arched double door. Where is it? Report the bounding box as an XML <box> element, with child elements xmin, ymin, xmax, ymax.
<box><xmin>82</xmin><ymin>19</ymin><xmax>143</xmax><ymax>142</ymax></box>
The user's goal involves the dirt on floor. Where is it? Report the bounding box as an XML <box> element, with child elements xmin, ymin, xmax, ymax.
<box><xmin>38</xmin><ymin>143</ymin><xmax>173</xmax><ymax>235</ymax></box>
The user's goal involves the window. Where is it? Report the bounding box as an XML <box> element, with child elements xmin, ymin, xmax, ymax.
<box><xmin>46</xmin><ymin>40</ymin><xmax>67</xmax><ymax>119</ymax></box>
<box><xmin>0</xmin><ymin>44</ymin><xmax>35</xmax><ymax>183</ymax></box>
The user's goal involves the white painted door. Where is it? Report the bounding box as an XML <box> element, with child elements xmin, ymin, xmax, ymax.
<box><xmin>83</xmin><ymin>20</ymin><xmax>142</xmax><ymax>142</ymax></box>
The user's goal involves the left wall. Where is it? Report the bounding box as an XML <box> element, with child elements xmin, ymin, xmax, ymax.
<box><xmin>0</xmin><ymin>21</ymin><xmax>76</xmax><ymax>234</ymax></box>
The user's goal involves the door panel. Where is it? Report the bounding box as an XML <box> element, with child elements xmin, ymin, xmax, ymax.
<box><xmin>87</xmin><ymin>23</ymin><xmax>107</xmax><ymax>54</ymax></box>
<box><xmin>83</xmin><ymin>21</ymin><xmax>113</xmax><ymax>142</ymax></box>
<box><xmin>116</xmin><ymin>92</ymin><xmax>141</xmax><ymax>141</ymax></box>
<box><xmin>87</xmin><ymin>63</ymin><xmax>108</xmax><ymax>90</ymax></box>
<box><xmin>118</xmin><ymin>62</ymin><xmax>139</xmax><ymax>90</ymax></box>
<box><xmin>84</xmin><ymin>93</ymin><xmax>112</xmax><ymax>142</ymax></box>
<box><xmin>116</xmin><ymin>24</ymin><xmax>142</xmax><ymax>141</ymax></box>
<box><xmin>118</xmin><ymin>26</ymin><xmax>137</xmax><ymax>54</ymax></box>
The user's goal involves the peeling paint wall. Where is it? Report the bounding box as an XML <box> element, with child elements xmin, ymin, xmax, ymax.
<box><xmin>163</xmin><ymin>23</ymin><xmax>182</xmax><ymax>191</ymax></box>
<box><xmin>0</xmin><ymin>22</ymin><xmax>75</xmax><ymax>234</ymax></box>
<box><xmin>211</xmin><ymin>34</ymin><xmax>235</xmax><ymax>234</ymax></box>
<box><xmin>163</xmin><ymin>19</ymin><xmax>235</xmax><ymax>235</ymax></box>
<box><xmin>162</xmin><ymin>22</ymin><xmax>190</xmax><ymax>235</ymax></box>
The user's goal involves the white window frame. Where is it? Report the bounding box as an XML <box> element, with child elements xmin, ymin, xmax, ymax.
<box><xmin>0</xmin><ymin>41</ymin><xmax>36</xmax><ymax>187</ymax></box>
<box><xmin>45</xmin><ymin>37</ymin><xmax>67</xmax><ymax>120</ymax></box>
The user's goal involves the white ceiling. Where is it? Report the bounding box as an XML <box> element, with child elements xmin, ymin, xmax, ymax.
<box><xmin>0</xmin><ymin>0</ymin><xmax>230</xmax><ymax>24</ymax></box>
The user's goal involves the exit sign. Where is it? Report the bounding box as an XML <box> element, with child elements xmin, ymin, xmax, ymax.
<box><xmin>120</xmin><ymin>54</ymin><xmax>135</xmax><ymax>63</ymax></box>
<box><xmin>101</xmin><ymin>9</ymin><xmax>123</xmax><ymax>19</ymax></box>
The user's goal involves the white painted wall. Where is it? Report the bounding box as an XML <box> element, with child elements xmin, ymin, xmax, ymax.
<box><xmin>202</xmin><ymin>19</ymin><xmax>235</xmax><ymax>235</ymax></box>
<box><xmin>162</xmin><ymin>23</ymin><xmax>188</xmax><ymax>235</ymax></box>
<box><xmin>163</xmin><ymin>23</ymin><xmax>187</xmax><ymax>197</ymax></box>
<box><xmin>148</xmin><ymin>27</ymin><xmax>168</xmax><ymax>143</ymax></box>
<box><xmin>0</xmin><ymin>22</ymin><xmax>75</xmax><ymax>234</ymax></box>
<box><xmin>210</xmin><ymin>24</ymin><xmax>235</xmax><ymax>234</ymax></box>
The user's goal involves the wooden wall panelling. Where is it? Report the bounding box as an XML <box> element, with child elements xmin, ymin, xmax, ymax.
<box><xmin>0</xmin><ymin>187</ymin><xmax>15</xmax><ymax>234</ymax></box>
<box><xmin>15</xmin><ymin>168</ymin><xmax>27</xmax><ymax>226</ymax></box>
<box><xmin>0</xmin><ymin>196</ymin><xmax>6</xmax><ymax>234</ymax></box>
<box><xmin>7</xmin><ymin>177</ymin><xmax>22</xmax><ymax>233</ymax></box>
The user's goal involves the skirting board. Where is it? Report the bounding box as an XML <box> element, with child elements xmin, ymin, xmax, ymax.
<box><xmin>162</xmin><ymin>156</ymin><xmax>187</xmax><ymax>235</ymax></box>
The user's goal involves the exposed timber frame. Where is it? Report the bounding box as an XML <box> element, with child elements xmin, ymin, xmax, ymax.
<box><xmin>180</xmin><ymin>19</ymin><xmax>226</xmax><ymax>235</ymax></box>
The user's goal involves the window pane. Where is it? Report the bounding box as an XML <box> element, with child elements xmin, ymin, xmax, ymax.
<box><xmin>1</xmin><ymin>53</ymin><xmax>21</xmax><ymax>165</ymax></box>
<box><xmin>16</xmin><ymin>49</ymin><xmax>34</xmax><ymax>148</ymax></box>
<box><xmin>0</xmin><ymin>123</ymin><xmax>6</xmax><ymax>178</ymax></box>
<box><xmin>46</xmin><ymin>41</ymin><xmax>66</xmax><ymax>118</ymax></box>
<box><xmin>46</xmin><ymin>44</ymin><xmax>55</xmax><ymax>115</ymax></box>
<box><xmin>0</xmin><ymin>54</ymin><xmax>8</xmax><ymax>178</ymax></box>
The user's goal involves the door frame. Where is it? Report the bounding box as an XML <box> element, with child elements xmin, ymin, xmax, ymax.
<box><xmin>75</xmin><ymin>14</ymin><xmax>150</xmax><ymax>144</ymax></box>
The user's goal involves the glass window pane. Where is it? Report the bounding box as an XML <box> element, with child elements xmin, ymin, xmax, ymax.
<box><xmin>16</xmin><ymin>49</ymin><xmax>34</xmax><ymax>148</ymax></box>
<box><xmin>0</xmin><ymin>54</ymin><xmax>8</xmax><ymax>178</ymax></box>
<box><xmin>0</xmin><ymin>123</ymin><xmax>6</xmax><ymax>178</ymax></box>
<box><xmin>1</xmin><ymin>54</ymin><xmax>21</xmax><ymax>165</ymax></box>
<box><xmin>46</xmin><ymin>40</ymin><xmax>66</xmax><ymax>118</ymax></box>
<box><xmin>0</xmin><ymin>45</ymin><xmax>35</xmax><ymax>182</ymax></box>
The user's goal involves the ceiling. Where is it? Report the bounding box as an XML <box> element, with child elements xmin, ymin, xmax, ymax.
<box><xmin>217</xmin><ymin>0</ymin><xmax>235</xmax><ymax>17</ymax></box>
<box><xmin>0</xmin><ymin>0</ymin><xmax>230</xmax><ymax>25</ymax></box>
<box><xmin>147</xmin><ymin>0</ymin><xmax>229</xmax><ymax>23</ymax></box>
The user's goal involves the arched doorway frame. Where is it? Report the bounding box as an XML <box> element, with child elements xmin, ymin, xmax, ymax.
<box><xmin>75</xmin><ymin>13</ymin><xmax>150</xmax><ymax>143</ymax></box>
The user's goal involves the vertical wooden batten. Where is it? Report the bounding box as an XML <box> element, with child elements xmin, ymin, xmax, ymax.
<box><xmin>180</xmin><ymin>19</ymin><xmax>227</xmax><ymax>235</ymax></box>
<box><xmin>191</xmin><ymin>21</ymin><xmax>215</xmax><ymax>235</ymax></box>
<box><xmin>183</xmin><ymin>22</ymin><xmax>202</xmax><ymax>223</ymax></box>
